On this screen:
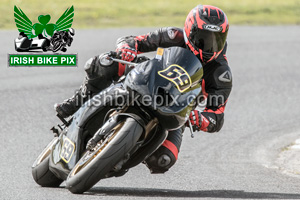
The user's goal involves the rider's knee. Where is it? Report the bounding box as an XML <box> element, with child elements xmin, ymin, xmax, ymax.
<box><xmin>144</xmin><ymin>145</ymin><xmax>177</xmax><ymax>174</ymax></box>
<box><xmin>84</xmin><ymin>53</ymin><xmax>119</xmax><ymax>80</ymax></box>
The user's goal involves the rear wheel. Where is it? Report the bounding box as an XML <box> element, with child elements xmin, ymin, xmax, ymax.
<box><xmin>66</xmin><ymin>117</ymin><xmax>143</xmax><ymax>194</ymax></box>
<box><xmin>32</xmin><ymin>138</ymin><xmax>63</xmax><ymax>187</ymax></box>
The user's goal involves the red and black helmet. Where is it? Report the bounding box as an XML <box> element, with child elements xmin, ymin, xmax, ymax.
<box><xmin>184</xmin><ymin>5</ymin><xmax>229</xmax><ymax>64</ymax></box>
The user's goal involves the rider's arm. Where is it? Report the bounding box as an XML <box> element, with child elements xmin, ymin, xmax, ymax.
<box><xmin>134</xmin><ymin>27</ymin><xmax>185</xmax><ymax>53</ymax></box>
<box><xmin>116</xmin><ymin>27</ymin><xmax>185</xmax><ymax>54</ymax></box>
<box><xmin>190</xmin><ymin>58</ymin><xmax>232</xmax><ymax>133</ymax></box>
<box><xmin>115</xmin><ymin>27</ymin><xmax>185</xmax><ymax>75</ymax></box>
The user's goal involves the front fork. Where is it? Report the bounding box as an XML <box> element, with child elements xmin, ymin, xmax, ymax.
<box><xmin>86</xmin><ymin>113</ymin><xmax>147</xmax><ymax>151</ymax></box>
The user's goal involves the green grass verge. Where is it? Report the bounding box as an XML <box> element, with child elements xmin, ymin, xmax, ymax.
<box><xmin>1</xmin><ymin>0</ymin><xmax>300</xmax><ymax>30</ymax></box>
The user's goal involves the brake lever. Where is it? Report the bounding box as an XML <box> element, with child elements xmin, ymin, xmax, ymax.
<box><xmin>104</xmin><ymin>51</ymin><xmax>137</xmax><ymax>68</ymax></box>
<box><xmin>188</xmin><ymin>120</ymin><xmax>194</xmax><ymax>138</ymax></box>
<box><xmin>108</xmin><ymin>57</ymin><xmax>138</xmax><ymax>68</ymax></box>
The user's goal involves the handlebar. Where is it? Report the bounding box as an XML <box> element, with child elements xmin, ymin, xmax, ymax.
<box><xmin>100</xmin><ymin>51</ymin><xmax>149</xmax><ymax>69</ymax></box>
<box><xmin>108</xmin><ymin>57</ymin><xmax>139</xmax><ymax>68</ymax></box>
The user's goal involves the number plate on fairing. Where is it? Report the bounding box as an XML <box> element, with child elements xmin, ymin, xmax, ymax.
<box><xmin>158</xmin><ymin>64</ymin><xmax>192</xmax><ymax>93</ymax></box>
<box><xmin>60</xmin><ymin>137</ymin><xmax>75</xmax><ymax>163</ymax></box>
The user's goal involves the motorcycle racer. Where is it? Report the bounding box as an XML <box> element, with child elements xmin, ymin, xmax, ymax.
<box><xmin>55</xmin><ymin>5</ymin><xmax>232</xmax><ymax>173</ymax></box>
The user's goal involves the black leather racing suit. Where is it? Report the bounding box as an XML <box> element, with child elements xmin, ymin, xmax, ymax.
<box><xmin>85</xmin><ymin>27</ymin><xmax>232</xmax><ymax>173</ymax></box>
<box><xmin>119</xmin><ymin>27</ymin><xmax>232</xmax><ymax>133</ymax></box>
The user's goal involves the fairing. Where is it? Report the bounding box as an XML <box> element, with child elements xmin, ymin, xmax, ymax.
<box><xmin>124</xmin><ymin>47</ymin><xmax>203</xmax><ymax>130</ymax></box>
<box><xmin>49</xmin><ymin>84</ymin><xmax>128</xmax><ymax>180</ymax></box>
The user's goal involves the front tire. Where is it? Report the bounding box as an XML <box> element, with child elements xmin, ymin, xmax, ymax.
<box><xmin>66</xmin><ymin>117</ymin><xmax>143</xmax><ymax>194</ymax></box>
<box><xmin>32</xmin><ymin>138</ymin><xmax>63</xmax><ymax>187</ymax></box>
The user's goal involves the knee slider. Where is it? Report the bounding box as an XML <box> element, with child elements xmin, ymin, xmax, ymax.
<box><xmin>145</xmin><ymin>146</ymin><xmax>177</xmax><ymax>174</ymax></box>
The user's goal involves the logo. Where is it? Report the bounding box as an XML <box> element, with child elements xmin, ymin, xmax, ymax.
<box><xmin>158</xmin><ymin>64</ymin><xmax>192</xmax><ymax>93</ymax></box>
<box><xmin>208</xmin><ymin>117</ymin><xmax>216</xmax><ymax>125</ymax></box>
<box><xmin>218</xmin><ymin>71</ymin><xmax>232</xmax><ymax>83</ymax></box>
<box><xmin>203</xmin><ymin>24</ymin><xmax>222</xmax><ymax>32</ymax></box>
<box><xmin>9</xmin><ymin>6</ymin><xmax>77</xmax><ymax>67</ymax></box>
<box><xmin>167</xmin><ymin>28</ymin><xmax>177</xmax><ymax>40</ymax></box>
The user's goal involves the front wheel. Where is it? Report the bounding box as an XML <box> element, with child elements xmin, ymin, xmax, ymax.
<box><xmin>66</xmin><ymin>117</ymin><xmax>144</xmax><ymax>194</ymax></box>
<box><xmin>32</xmin><ymin>137</ymin><xmax>63</xmax><ymax>187</ymax></box>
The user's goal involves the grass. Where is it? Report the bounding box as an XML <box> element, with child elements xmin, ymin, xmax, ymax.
<box><xmin>1</xmin><ymin>0</ymin><xmax>300</xmax><ymax>29</ymax></box>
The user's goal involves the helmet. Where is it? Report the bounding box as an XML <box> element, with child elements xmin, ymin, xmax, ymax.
<box><xmin>184</xmin><ymin>5</ymin><xmax>229</xmax><ymax>64</ymax></box>
<box><xmin>68</xmin><ymin>28</ymin><xmax>75</xmax><ymax>36</ymax></box>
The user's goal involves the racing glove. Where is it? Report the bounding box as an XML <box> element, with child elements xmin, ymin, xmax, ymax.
<box><xmin>189</xmin><ymin>110</ymin><xmax>211</xmax><ymax>132</ymax></box>
<box><xmin>189</xmin><ymin>110</ymin><xmax>202</xmax><ymax>131</ymax></box>
<box><xmin>115</xmin><ymin>36</ymin><xmax>138</xmax><ymax>76</ymax></box>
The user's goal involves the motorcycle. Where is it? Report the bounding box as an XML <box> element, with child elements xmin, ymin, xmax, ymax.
<box><xmin>32</xmin><ymin>46</ymin><xmax>203</xmax><ymax>194</ymax></box>
<box><xmin>50</xmin><ymin>28</ymin><xmax>75</xmax><ymax>52</ymax></box>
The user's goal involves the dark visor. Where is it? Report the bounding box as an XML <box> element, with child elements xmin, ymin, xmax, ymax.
<box><xmin>190</xmin><ymin>29</ymin><xmax>227</xmax><ymax>53</ymax></box>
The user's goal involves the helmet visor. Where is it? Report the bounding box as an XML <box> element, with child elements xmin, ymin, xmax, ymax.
<box><xmin>190</xmin><ymin>29</ymin><xmax>227</xmax><ymax>53</ymax></box>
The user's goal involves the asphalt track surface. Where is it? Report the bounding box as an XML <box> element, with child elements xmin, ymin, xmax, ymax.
<box><xmin>1</xmin><ymin>26</ymin><xmax>300</xmax><ymax>200</ymax></box>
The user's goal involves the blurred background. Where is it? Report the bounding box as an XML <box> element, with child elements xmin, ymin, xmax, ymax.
<box><xmin>1</xmin><ymin>1</ymin><xmax>300</xmax><ymax>199</ymax></box>
<box><xmin>1</xmin><ymin>0</ymin><xmax>300</xmax><ymax>29</ymax></box>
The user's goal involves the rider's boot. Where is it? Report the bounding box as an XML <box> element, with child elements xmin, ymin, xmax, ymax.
<box><xmin>54</xmin><ymin>77</ymin><xmax>101</xmax><ymax>118</ymax></box>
